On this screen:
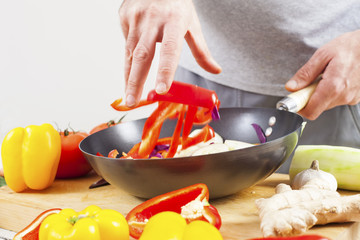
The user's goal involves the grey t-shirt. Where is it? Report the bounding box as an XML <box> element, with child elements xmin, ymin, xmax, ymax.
<box><xmin>178</xmin><ymin>0</ymin><xmax>360</xmax><ymax>96</ymax></box>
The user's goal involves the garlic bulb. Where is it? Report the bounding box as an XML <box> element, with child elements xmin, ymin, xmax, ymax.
<box><xmin>291</xmin><ymin>160</ymin><xmax>338</xmax><ymax>191</ymax></box>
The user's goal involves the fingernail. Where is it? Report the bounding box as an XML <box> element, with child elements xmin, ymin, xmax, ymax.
<box><xmin>210</xmin><ymin>57</ymin><xmax>222</xmax><ymax>74</ymax></box>
<box><xmin>156</xmin><ymin>82</ymin><xmax>167</xmax><ymax>94</ymax></box>
<box><xmin>286</xmin><ymin>79</ymin><xmax>298</xmax><ymax>89</ymax></box>
<box><xmin>126</xmin><ymin>94</ymin><xmax>136</xmax><ymax>107</ymax></box>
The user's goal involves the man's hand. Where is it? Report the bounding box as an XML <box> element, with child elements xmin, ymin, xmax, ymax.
<box><xmin>119</xmin><ymin>0</ymin><xmax>222</xmax><ymax>107</ymax></box>
<box><xmin>286</xmin><ymin>30</ymin><xmax>360</xmax><ymax>120</ymax></box>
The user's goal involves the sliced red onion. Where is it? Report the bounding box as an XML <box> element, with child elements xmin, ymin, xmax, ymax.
<box><xmin>149</xmin><ymin>152</ymin><xmax>163</xmax><ymax>158</ymax></box>
<box><xmin>251</xmin><ymin>123</ymin><xmax>267</xmax><ymax>143</ymax></box>
<box><xmin>155</xmin><ymin>144</ymin><xmax>170</xmax><ymax>151</ymax></box>
<box><xmin>211</xmin><ymin>106</ymin><xmax>220</xmax><ymax>120</ymax></box>
<box><xmin>149</xmin><ymin>144</ymin><xmax>170</xmax><ymax>158</ymax></box>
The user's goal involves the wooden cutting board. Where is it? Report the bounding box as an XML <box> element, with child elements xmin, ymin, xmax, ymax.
<box><xmin>0</xmin><ymin>173</ymin><xmax>354</xmax><ymax>239</ymax></box>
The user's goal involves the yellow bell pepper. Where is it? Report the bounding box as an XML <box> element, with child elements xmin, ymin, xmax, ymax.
<box><xmin>1</xmin><ymin>123</ymin><xmax>61</xmax><ymax>192</ymax></box>
<box><xmin>139</xmin><ymin>211</ymin><xmax>223</xmax><ymax>240</ymax></box>
<box><xmin>39</xmin><ymin>205</ymin><xmax>129</xmax><ymax>240</ymax></box>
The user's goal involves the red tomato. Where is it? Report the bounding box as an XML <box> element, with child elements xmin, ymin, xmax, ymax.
<box><xmin>89</xmin><ymin>115</ymin><xmax>126</xmax><ymax>135</ymax></box>
<box><xmin>56</xmin><ymin>130</ymin><xmax>92</xmax><ymax>179</ymax></box>
<box><xmin>89</xmin><ymin>120</ymin><xmax>117</xmax><ymax>135</ymax></box>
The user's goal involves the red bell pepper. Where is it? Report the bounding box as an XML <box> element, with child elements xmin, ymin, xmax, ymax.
<box><xmin>165</xmin><ymin>106</ymin><xmax>185</xmax><ymax>158</ymax></box>
<box><xmin>111</xmin><ymin>81</ymin><xmax>221</xmax><ymax>159</ymax></box>
<box><xmin>107</xmin><ymin>149</ymin><xmax>119</xmax><ymax>158</ymax></box>
<box><xmin>248</xmin><ymin>235</ymin><xmax>330</xmax><ymax>240</ymax></box>
<box><xmin>182</xmin><ymin>124</ymin><xmax>215</xmax><ymax>150</ymax></box>
<box><xmin>111</xmin><ymin>98</ymin><xmax>154</xmax><ymax>111</ymax></box>
<box><xmin>126</xmin><ymin>183</ymin><xmax>222</xmax><ymax>239</ymax></box>
<box><xmin>147</xmin><ymin>81</ymin><xmax>220</xmax><ymax>110</ymax></box>
<box><xmin>137</xmin><ymin>102</ymin><xmax>183</xmax><ymax>158</ymax></box>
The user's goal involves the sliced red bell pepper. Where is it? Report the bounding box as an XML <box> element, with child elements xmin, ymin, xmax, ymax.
<box><xmin>111</xmin><ymin>81</ymin><xmax>221</xmax><ymax>159</ymax></box>
<box><xmin>165</xmin><ymin>106</ymin><xmax>185</xmax><ymax>158</ymax></box>
<box><xmin>126</xmin><ymin>183</ymin><xmax>222</xmax><ymax>239</ymax></box>
<box><xmin>107</xmin><ymin>149</ymin><xmax>119</xmax><ymax>158</ymax></box>
<box><xmin>182</xmin><ymin>124</ymin><xmax>215</xmax><ymax>150</ymax></box>
<box><xmin>147</xmin><ymin>81</ymin><xmax>220</xmax><ymax>110</ymax></box>
<box><xmin>138</xmin><ymin>102</ymin><xmax>183</xmax><ymax>158</ymax></box>
<box><xmin>111</xmin><ymin>98</ymin><xmax>155</xmax><ymax>111</ymax></box>
<box><xmin>182</xmin><ymin>105</ymin><xmax>197</xmax><ymax>144</ymax></box>
<box><xmin>194</xmin><ymin>107</ymin><xmax>214</xmax><ymax>124</ymax></box>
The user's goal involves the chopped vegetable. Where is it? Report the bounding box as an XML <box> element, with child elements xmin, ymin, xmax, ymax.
<box><xmin>1</xmin><ymin>123</ymin><xmax>61</xmax><ymax>192</ymax></box>
<box><xmin>289</xmin><ymin>145</ymin><xmax>360</xmax><ymax>191</ymax></box>
<box><xmin>111</xmin><ymin>81</ymin><xmax>221</xmax><ymax>159</ymax></box>
<box><xmin>126</xmin><ymin>183</ymin><xmax>221</xmax><ymax>239</ymax></box>
<box><xmin>251</xmin><ymin>123</ymin><xmax>267</xmax><ymax>143</ymax></box>
<box><xmin>147</xmin><ymin>81</ymin><xmax>220</xmax><ymax>110</ymax></box>
<box><xmin>13</xmin><ymin>208</ymin><xmax>61</xmax><ymax>240</ymax></box>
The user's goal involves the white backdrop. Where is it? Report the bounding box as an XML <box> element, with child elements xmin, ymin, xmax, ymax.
<box><xmin>0</xmin><ymin>1</ymin><xmax>159</xmax><ymax>167</ymax></box>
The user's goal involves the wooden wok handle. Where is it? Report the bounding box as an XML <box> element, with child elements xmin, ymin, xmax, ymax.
<box><xmin>276</xmin><ymin>81</ymin><xmax>319</xmax><ymax>113</ymax></box>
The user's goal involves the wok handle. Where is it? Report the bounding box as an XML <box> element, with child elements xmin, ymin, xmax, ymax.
<box><xmin>276</xmin><ymin>81</ymin><xmax>319</xmax><ymax>113</ymax></box>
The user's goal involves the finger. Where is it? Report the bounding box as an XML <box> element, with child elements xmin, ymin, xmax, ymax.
<box><xmin>125</xmin><ymin>29</ymin><xmax>157</xmax><ymax>107</ymax></box>
<box><xmin>185</xmin><ymin>12</ymin><xmax>222</xmax><ymax>74</ymax></box>
<box><xmin>155</xmin><ymin>22</ymin><xmax>185</xmax><ymax>94</ymax></box>
<box><xmin>124</xmin><ymin>31</ymin><xmax>139</xmax><ymax>89</ymax></box>
<box><xmin>297</xmin><ymin>82</ymin><xmax>328</xmax><ymax>120</ymax></box>
<box><xmin>298</xmin><ymin>63</ymin><xmax>342</xmax><ymax>120</ymax></box>
<box><xmin>286</xmin><ymin>48</ymin><xmax>332</xmax><ymax>91</ymax></box>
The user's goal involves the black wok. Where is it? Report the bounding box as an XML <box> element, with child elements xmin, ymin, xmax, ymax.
<box><xmin>80</xmin><ymin>107</ymin><xmax>303</xmax><ymax>199</ymax></box>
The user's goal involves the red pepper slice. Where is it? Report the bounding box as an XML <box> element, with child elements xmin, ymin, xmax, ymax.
<box><xmin>138</xmin><ymin>102</ymin><xmax>183</xmax><ymax>158</ymax></box>
<box><xmin>147</xmin><ymin>81</ymin><xmax>220</xmax><ymax>110</ymax></box>
<box><xmin>182</xmin><ymin>105</ymin><xmax>197</xmax><ymax>144</ymax></box>
<box><xmin>165</xmin><ymin>106</ymin><xmax>185</xmax><ymax>158</ymax></box>
<box><xmin>111</xmin><ymin>81</ymin><xmax>221</xmax><ymax>159</ymax></box>
<box><xmin>126</xmin><ymin>183</ymin><xmax>222</xmax><ymax>239</ymax></box>
<box><xmin>182</xmin><ymin>124</ymin><xmax>215</xmax><ymax>150</ymax></box>
<box><xmin>248</xmin><ymin>235</ymin><xmax>330</xmax><ymax>240</ymax></box>
<box><xmin>111</xmin><ymin>98</ymin><xmax>154</xmax><ymax>111</ymax></box>
<box><xmin>107</xmin><ymin>149</ymin><xmax>119</xmax><ymax>158</ymax></box>
<box><xmin>194</xmin><ymin>107</ymin><xmax>214</xmax><ymax>124</ymax></box>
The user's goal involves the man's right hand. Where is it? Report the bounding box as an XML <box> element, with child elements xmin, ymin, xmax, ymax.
<box><xmin>119</xmin><ymin>0</ymin><xmax>222</xmax><ymax>107</ymax></box>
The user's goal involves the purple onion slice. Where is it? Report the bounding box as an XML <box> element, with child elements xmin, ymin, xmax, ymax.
<box><xmin>251</xmin><ymin>123</ymin><xmax>267</xmax><ymax>143</ymax></box>
<box><xmin>211</xmin><ymin>106</ymin><xmax>220</xmax><ymax>120</ymax></box>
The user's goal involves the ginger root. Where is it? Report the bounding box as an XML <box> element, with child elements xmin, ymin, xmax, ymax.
<box><xmin>255</xmin><ymin>160</ymin><xmax>360</xmax><ymax>237</ymax></box>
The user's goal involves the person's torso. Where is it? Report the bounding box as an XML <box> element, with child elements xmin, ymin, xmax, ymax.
<box><xmin>178</xmin><ymin>0</ymin><xmax>360</xmax><ymax>96</ymax></box>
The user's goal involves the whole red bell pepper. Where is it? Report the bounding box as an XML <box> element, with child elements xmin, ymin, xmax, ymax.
<box><xmin>126</xmin><ymin>183</ymin><xmax>222</xmax><ymax>239</ymax></box>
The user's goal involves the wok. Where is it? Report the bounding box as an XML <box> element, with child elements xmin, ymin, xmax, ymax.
<box><xmin>80</xmin><ymin>107</ymin><xmax>303</xmax><ymax>199</ymax></box>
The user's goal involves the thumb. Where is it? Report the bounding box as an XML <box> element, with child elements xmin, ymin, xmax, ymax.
<box><xmin>286</xmin><ymin>49</ymin><xmax>331</xmax><ymax>91</ymax></box>
<box><xmin>185</xmin><ymin>12</ymin><xmax>222</xmax><ymax>74</ymax></box>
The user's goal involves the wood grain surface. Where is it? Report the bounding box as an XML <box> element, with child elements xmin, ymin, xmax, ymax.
<box><xmin>0</xmin><ymin>172</ymin><xmax>355</xmax><ymax>239</ymax></box>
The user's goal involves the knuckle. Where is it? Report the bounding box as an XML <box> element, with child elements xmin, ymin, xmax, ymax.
<box><xmin>295</xmin><ymin>67</ymin><xmax>313</xmax><ymax>81</ymax></box>
<box><xmin>133</xmin><ymin>45</ymin><xmax>150</xmax><ymax>62</ymax></box>
<box><xmin>161</xmin><ymin>38</ymin><xmax>179</xmax><ymax>55</ymax></box>
<box><xmin>158</xmin><ymin>66</ymin><xmax>174</xmax><ymax>77</ymax></box>
<box><xmin>314</xmin><ymin>46</ymin><xmax>333</xmax><ymax>60</ymax></box>
<box><xmin>126</xmin><ymin>78</ymin><xmax>141</xmax><ymax>91</ymax></box>
<box><xmin>146</xmin><ymin>3</ymin><xmax>162</xmax><ymax>18</ymax></box>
